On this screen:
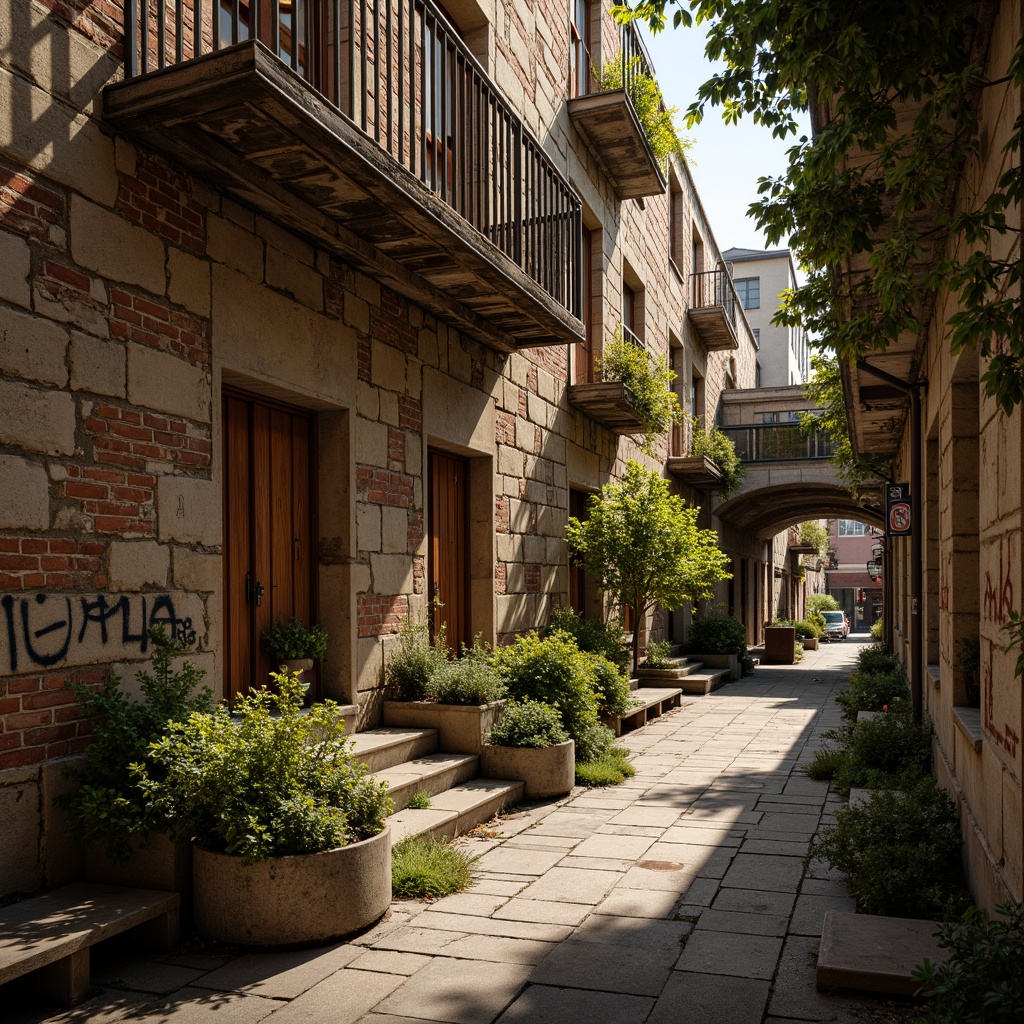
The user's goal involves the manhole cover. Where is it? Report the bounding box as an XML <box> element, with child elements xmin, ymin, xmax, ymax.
<box><xmin>636</xmin><ymin>860</ymin><xmax>683</xmax><ymax>871</ymax></box>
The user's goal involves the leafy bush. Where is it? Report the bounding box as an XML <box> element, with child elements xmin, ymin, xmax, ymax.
<box><xmin>598</xmin><ymin>328</ymin><xmax>683</xmax><ymax>455</ymax></box>
<box><xmin>590</xmin><ymin>655</ymin><xmax>632</xmax><ymax>716</ymax></box>
<box><xmin>683</xmin><ymin>614</ymin><xmax>746</xmax><ymax>656</ymax></box>
<box><xmin>799</xmin><ymin>520</ymin><xmax>829</xmax><ymax>555</ymax></box>
<box><xmin>792</xmin><ymin>619</ymin><xmax>820</xmax><ymax>640</ymax></box>
<box><xmin>492</xmin><ymin>632</ymin><xmax>614</xmax><ymax>761</ymax></box>
<box><xmin>869</xmin><ymin>617</ymin><xmax>885</xmax><ymax>641</ymax></box>
<box><xmin>59</xmin><ymin>627</ymin><xmax>212</xmax><ymax>862</ymax></box>
<box><xmin>429</xmin><ymin>644</ymin><xmax>506</xmax><ymax>706</ymax></box>
<box><xmin>599</xmin><ymin>55</ymin><xmax>685</xmax><ymax>167</ymax></box>
<box><xmin>806</xmin><ymin>593</ymin><xmax>840</xmax><ymax>614</ymax></box>
<box><xmin>833</xmin><ymin>706</ymin><xmax>932</xmax><ymax>796</ymax></box>
<box><xmin>912</xmin><ymin>900</ymin><xmax>1024</xmax><ymax>1022</ymax></box>
<box><xmin>137</xmin><ymin>672</ymin><xmax>393</xmax><ymax>864</ymax></box>
<box><xmin>857</xmin><ymin>643</ymin><xmax>902</xmax><ymax>675</ymax></box>
<box><xmin>549</xmin><ymin>608</ymin><xmax>630</xmax><ymax>674</ymax></box>
<box><xmin>805</xmin><ymin>746</ymin><xmax>846</xmax><ymax>781</ymax></box>
<box><xmin>487</xmin><ymin>699</ymin><xmax>569</xmax><ymax>748</ymax></box>
<box><xmin>406</xmin><ymin>791</ymin><xmax>432</xmax><ymax>809</ymax></box>
<box><xmin>813</xmin><ymin>778</ymin><xmax>968</xmax><ymax>918</ymax></box>
<box><xmin>834</xmin><ymin>668</ymin><xmax>910</xmax><ymax>724</ymax></box>
<box><xmin>387</xmin><ymin>616</ymin><xmax>448</xmax><ymax>701</ymax></box>
<box><xmin>575</xmin><ymin>745</ymin><xmax>636</xmax><ymax>786</ymax></box>
<box><xmin>640</xmin><ymin>640</ymin><xmax>672</xmax><ymax>668</ymax></box>
<box><xmin>807</xmin><ymin>611</ymin><xmax>828</xmax><ymax>637</ymax></box>
<box><xmin>261</xmin><ymin>616</ymin><xmax>328</xmax><ymax>661</ymax></box>
<box><xmin>391</xmin><ymin>836</ymin><xmax>474</xmax><ymax>899</ymax></box>
<box><xmin>689</xmin><ymin>423</ymin><xmax>744</xmax><ymax>497</ymax></box>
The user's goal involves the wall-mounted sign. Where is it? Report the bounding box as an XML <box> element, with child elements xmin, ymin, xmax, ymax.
<box><xmin>886</xmin><ymin>483</ymin><xmax>912</xmax><ymax>537</ymax></box>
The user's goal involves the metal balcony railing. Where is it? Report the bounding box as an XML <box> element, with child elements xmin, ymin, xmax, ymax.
<box><xmin>617</xmin><ymin>20</ymin><xmax>656</xmax><ymax>101</ymax></box>
<box><xmin>690</xmin><ymin>268</ymin><xmax>738</xmax><ymax>330</ymax></box>
<box><xmin>718</xmin><ymin>423</ymin><xmax>835</xmax><ymax>462</ymax></box>
<box><xmin>121</xmin><ymin>0</ymin><xmax>582</xmax><ymax>318</ymax></box>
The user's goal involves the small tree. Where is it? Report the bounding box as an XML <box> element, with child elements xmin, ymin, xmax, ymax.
<box><xmin>566</xmin><ymin>461</ymin><xmax>732</xmax><ymax>672</ymax></box>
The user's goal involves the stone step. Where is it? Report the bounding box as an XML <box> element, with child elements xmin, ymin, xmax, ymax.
<box><xmin>388</xmin><ymin>778</ymin><xmax>525</xmax><ymax>843</ymax></box>
<box><xmin>603</xmin><ymin>687</ymin><xmax>683</xmax><ymax>737</ymax></box>
<box><xmin>349</xmin><ymin>727</ymin><xmax>439</xmax><ymax>773</ymax></box>
<box><xmin>817</xmin><ymin>911</ymin><xmax>949</xmax><ymax>996</ymax></box>
<box><xmin>372</xmin><ymin>752</ymin><xmax>479</xmax><ymax>811</ymax></box>
<box><xmin>678</xmin><ymin>668</ymin><xmax>731</xmax><ymax>696</ymax></box>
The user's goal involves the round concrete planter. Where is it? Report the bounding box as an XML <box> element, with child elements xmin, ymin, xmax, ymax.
<box><xmin>479</xmin><ymin>740</ymin><xmax>574</xmax><ymax>799</ymax></box>
<box><xmin>193</xmin><ymin>826</ymin><xmax>391</xmax><ymax>947</ymax></box>
<box><xmin>85</xmin><ymin>832</ymin><xmax>192</xmax><ymax>895</ymax></box>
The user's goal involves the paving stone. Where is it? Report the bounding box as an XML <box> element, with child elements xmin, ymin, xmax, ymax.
<box><xmin>422</xmin><ymin>892</ymin><xmax>509</xmax><ymax>917</ymax></box>
<box><xmin>372</xmin><ymin>958</ymin><xmax>532</xmax><ymax>1024</ymax></box>
<box><xmin>263</xmin><ymin>969</ymin><xmax>406</xmax><ymax>1024</ymax></box>
<box><xmin>594</xmin><ymin>887</ymin><xmax>682</xmax><ymax>920</ymax></box>
<box><xmin>740</xmin><ymin>838</ymin><xmax>809</xmax><ymax>857</ymax></box>
<box><xmin>769</xmin><ymin>935</ymin><xmax>878</xmax><ymax>1021</ymax></box>
<box><xmin>789</xmin><ymin>894</ymin><xmax>857</xmax><ymax>937</ymax></box>
<box><xmin>694</xmin><ymin>908</ymin><xmax>790</xmax><ymax>937</ymax></box>
<box><xmin>559</xmin><ymin>855</ymin><xmax>638</xmax><ymax>872</ymax></box>
<box><xmin>573</xmin><ymin>914</ymin><xmax>691</xmax><ymax>950</ymax></box>
<box><xmin>596</xmin><ymin>824</ymin><xmax>666</xmax><ymax>838</ymax></box>
<box><xmin>799</xmin><ymin>878</ymin><xmax>852</xmax><ymax>898</ymax></box>
<box><xmin>642</xmin><ymin>841</ymin><xmax>735</xmax><ymax>878</ymax></box>
<box><xmin>606</xmin><ymin>806</ymin><xmax>682</xmax><ymax>828</ymax></box>
<box><xmin>495</xmin><ymin>984</ymin><xmax>655</xmax><ymax>1023</ymax></box>
<box><xmin>92</xmin><ymin>958</ymin><xmax>207</xmax><ymax>995</ymax></box>
<box><xmin>647</xmin><ymin>972</ymin><xmax>769</xmax><ymax>1024</ymax></box>
<box><xmin>660</xmin><ymin>824</ymin><xmax>742</xmax><ymax>847</ymax></box>
<box><xmin>472</xmin><ymin>844</ymin><xmax>566</xmax><ymax>875</ymax></box>
<box><xmin>721</xmin><ymin>853</ymin><xmax>806</xmax><ymax>892</ymax></box>
<box><xmin>465</xmin><ymin>878</ymin><xmax>528</xmax><ymax>897</ymax></box>
<box><xmin>617</xmin><ymin>860</ymin><xmax>698</xmax><ymax>893</ymax></box>
<box><xmin>493</xmin><ymin>898</ymin><xmax>593</xmax><ymax>926</ymax></box>
<box><xmin>675</xmin><ymin>929</ymin><xmax>783</xmax><ymax>980</ymax></box>
<box><xmin>711</xmin><ymin>887</ymin><xmax>797</xmax><ymax>917</ymax></box>
<box><xmin>195</xmin><ymin>944</ymin><xmax>363</xmax><ymax>998</ymax></box>
<box><xmin>516</xmin><ymin>866</ymin><xmax>621</xmax><ymax>905</ymax></box>
<box><xmin>4</xmin><ymin>989</ymin><xmax>153</xmax><ymax>1024</ymax></box>
<box><xmin>409</xmin><ymin>911</ymin><xmax>573</xmax><ymax>942</ymax></box>
<box><xmin>347</xmin><ymin>950</ymin><xmax>433</xmax><ymax>975</ymax></box>
<box><xmin>371</xmin><ymin>926</ymin><xmax>469</xmax><ymax>955</ymax></box>
<box><xmin>132</xmin><ymin>987</ymin><xmax>283</xmax><ymax>1024</ymax></box>
<box><xmin>757</xmin><ymin>811</ymin><xmax>823</xmax><ymax>833</ymax></box>
<box><xmin>531</xmin><ymin>939</ymin><xmax>677</xmax><ymax>997</ymax></box>
<box><xmin>507</xmin><ymin>833</ymin><xmax>581</xmax><ymax>849</ymax></box>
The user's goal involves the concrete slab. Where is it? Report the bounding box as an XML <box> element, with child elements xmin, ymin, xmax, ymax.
<box><xmin>517</xmin><ymin>866</ymin><xmax>621</xmax><ymax>905</ymax></box>
<box><xmin>675</xmin><ymin>930</ymin><xmax>783</xmax><ymax>980</ymax></box>
<box><xmin>647</xmin><ymin>972</ymin><xmax>770</xmax><ymax>1024</ymax></box>
<box><xmin>694</xmin><ymin>908</ymin><xmax>790</xmax><ymax>937</ymax></box>
<box><xmin>262</xmin><ymin>969</ymin><xmax>405</xmax><ymax>1024</ymax></box>
<box><xmin>471</xmin><ymin>845</ymin><xmax>565</xmax><ymax>876</ymax></box>
<box><xmin>194</xmin><ymin>944</ymin><xmax>362</xmax><ymax>999</ymax></box>
<box><xmin>721</xmin><ymin>853</ymin><xmax>806</xmax><ymax>892</ymax></box>
<box><xmin>789</xmin><ymin>894</ymin><xmax>856</xmax><ymax>937</ymax></box>
<box><xmin>594</xmin><ymin>888</ymin><xmax>682</xmax><ymax>920</ymax></box>
<box><xmin>495</xmin><ymin>984</ymin><xmax>655</xmax><ymax>1023</ymax></box>
<box><xmin>492</xmin><ymin>899</ymin><xmax>593</xmax><ymax>926</ymax></box>
<box><xmin>572</xmin><ymin>914</ymin><xmax>691</xmax><ymax>951</ymax></box>
<box><xmin>531</xmin><ymin>939</ymin><xmax>677</xmax><ymax>996</ymax></box>
<box><xmin>817</xmin><ymin>911</ymin><xmax>948</xmax><ymax>996</ymax></box>
<box><xmin>346</xmin><ymin>950</ymin><xmax>432</xmax><ymax>975</ymax></box>
<box><xmin>711</xmin><ymin>887</ymin><xmax>796</xmax><ymax>918</ymax></box>
<box><xmin>770</xmin><ymin>935</ymin><xmax>879</xmax><ymax>1022</ymax></box>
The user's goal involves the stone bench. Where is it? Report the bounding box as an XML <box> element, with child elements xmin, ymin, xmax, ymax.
<box><xmin>0</xmin><ymin>882</ymin><xmax>180</xmax><ymax>1006</ymax></box>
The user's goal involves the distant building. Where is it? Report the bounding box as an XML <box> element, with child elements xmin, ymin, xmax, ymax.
<box><xmin>825</xmin><ymin>519</ymin><xmax>883</xmax><ymax>631</ymax></box>
<box><xmin>722</xmin><ymin>248</ymin><xmax>810</xmax><ymax>388</ymax></box>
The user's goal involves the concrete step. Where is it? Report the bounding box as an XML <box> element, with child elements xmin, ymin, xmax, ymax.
<box><xmin>349</xmin><ymin>727</ymin><xmax>439</xmax><ymax>773</ymax></box>
<box><xmin>372</xmin><ymin>752</ymin><xmax>478</xmax><ymax>811</ymax></box>
<box><xmin>603</xmin><ymin>687</ymin><xmax>683</xmax><ymax>737</ymax></box>
<box><xmin>388</xmin><ymin>778</ymin><xmax>525</xmax><ymax>843</ymax></box>
<box><xmin>678</xmin><ymin>668</ymin><xmax>731</xmax><ymax>696</ymax></box>
<box><xmin>817</xmin><ymin>911</ymin><xmax>948</xmax><ymax>996</ymax></box>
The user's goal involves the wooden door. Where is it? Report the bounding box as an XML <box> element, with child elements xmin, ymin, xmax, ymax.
<box><xmin>223</xmin><ymin>390</ymin><xmax>316</xmax><ymax>698</ymax></box>
<box><xmin>428</xmin><ymin>449</ymin><xmax>469</xmax><ymax>653</ymax></box>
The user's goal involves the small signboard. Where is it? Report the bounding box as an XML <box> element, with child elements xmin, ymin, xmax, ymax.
<box><xmin>886</xmin><ymin>483</ymin><xmax>912</xmax><ymax>537</ymax></box>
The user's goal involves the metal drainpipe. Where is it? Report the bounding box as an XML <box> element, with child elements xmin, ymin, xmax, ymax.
<box><xmin>856</xmin><ymin>360</ymin><xmax>925</xmax><ymax>723</ymax></box>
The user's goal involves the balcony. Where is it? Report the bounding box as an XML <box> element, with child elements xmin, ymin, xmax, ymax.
<box><xmin>567</xmin><ymin>24</ymin><xmax>666</xmax><ymax>201</ymax></box>
<box><xmin>567</xmin><ymin>327</ymin><xmax>649</xmax><ymax>433</ymax></box>
<box><xmin>687</xmin><ymin>269</ymin><xmax>739</xmax><ymax>351</ymax></box>
<box><xmin>104</xmin><ymin>0</ymin><xmax>584</xmax><ymax>353</ymax></box>
<box><xmin>666</xmin><ymin>454</ymin><xmax>723</xmax><ymax>489</ymax></box>
<box><xmin>718</xmin><ymin>423</ymin><xmax>835</xmax><ymax>462</ymax></box>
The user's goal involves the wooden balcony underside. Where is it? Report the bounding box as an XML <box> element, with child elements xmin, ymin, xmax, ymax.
<box><xmin>666</xmin><ymin>454</ymin><xmax>722</xmax><ymax>488</ymax></box>
<box><xmin>686</xmin><ymin>306</ymin><xmax>739</xmax><ymax>351</ymax></box>
<box><xmin>104</xmin><ymin>42</ymin><xmax>584</xmax><ymax>353</ymax></box>
<box><xmin>567</xmin><ymin>381</ymin><xmax>648</xmax><ymax>433</ymax></box>
<box><xmin>567</xmin><ymin>91</ymin><xmax>666</xmax><ymax>201</ymax></box>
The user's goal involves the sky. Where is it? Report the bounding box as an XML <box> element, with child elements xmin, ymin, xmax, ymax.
<box><xmin>637</xmin><ymin>18</ymin><xmax>812</xmax><ymax>257</ymax></box>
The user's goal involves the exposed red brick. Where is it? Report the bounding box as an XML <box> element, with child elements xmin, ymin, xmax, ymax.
<box><xmin>398</xmin><ymin>396</ymin><xmax>422</xmax><ymax>432</ymax></box>
<box><xmin>109</xmin><ymin>288</ymin><xmax>210</xmax><ymax>366</ymax></box>
<box><xmin>356</xmin><ymin>593</ymin><xmax>410</xmax><ymax>637</ymax></box>
<box><xmin>118</xmin><ymin>152</ymin><xmax>205</xmax><ymax>255</ymax></box>
<box><xmin>0</xmin><ymin>162</ymin><xmax>65</xmax><ymax>241</ymax></box>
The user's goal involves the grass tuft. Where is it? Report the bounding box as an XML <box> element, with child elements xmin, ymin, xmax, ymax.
<box><xmin>406</xmin><ymin>790</ymin><xmax>432</xmax><ymax>809</ymax></box>
<box><xmin>575</xmin><ymin>745</ymin><xmax>636</xmax><ymax>787</ymax></box>
<box><xmin>391</xmin><ymin>836</ymin><xmax>474</xmax><ymax>899</ymax></box>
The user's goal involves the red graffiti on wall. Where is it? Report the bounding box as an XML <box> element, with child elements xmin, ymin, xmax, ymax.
<box><xmin>983</xmin><ymin>655</ymin><xmax>1020</xmax><ymax>756</ymax></box>
<box><xmin>983</xmin><ymin>536</ymin><xmax>1015</xmax><ymax>624</ymax></box>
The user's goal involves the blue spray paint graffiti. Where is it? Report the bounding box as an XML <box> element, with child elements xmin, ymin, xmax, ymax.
<box><xmin>1</xmin><ymin>593</ymin><xmax>197</xmax><ymax>674</ymax></box>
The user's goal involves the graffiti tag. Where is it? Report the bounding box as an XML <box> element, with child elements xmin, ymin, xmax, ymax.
<box><xmin>983</xmin><ymin>536</ymin><xmax>1015</xmax><ymax>625</ymax></box>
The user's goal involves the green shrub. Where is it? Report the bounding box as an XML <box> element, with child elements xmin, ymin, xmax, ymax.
<box><xmin>391</xmin><ymin>836</ymin><xmax>474</xmax><ymax>898</ymax></box>
<box><xmin>689</xmin><ymin>424</ymin><xmax>744</xmax><ymax>498</ymax></box>
<box><xmin>799</xmin><ymin>520</ymin><xmax>829</xmax><ymax>555</ymax></box>
<box><xmin>834</xmin><ymin>668</ymin><xmax>910</xmax><ymax>724</ymax></box>
<box><xmin>792</xmin><ymin>619</ymin><xmax>820</xmax><ymax>640</ymax></box>
<box><xmin>549</xmin><ymin>608</ymin><xmax>629</xmax><ymax>674</ymax></box>
<box><xmin>590</xmin><ymin>655</ymin><xmax>632</xmax><ymax>717</ymax></box>
<box><xmin>857</xmin><ymin>643</ymin><xmax>902</xmax><ymax>675</ymax></box>
<box><xmin>492</xmin><ymin>632</ymin><xmax>613</xmax><ymax>761</ymax></box>
<box><xmin>869</xmin><ymin>617</ymin><xmax>885</xmax><ymax>641</ymax></box>
<box><xmin>806</xmin><ymin>593</ymin><xmax>840</xmax><ymax>614</ymax></box>
<box><xmin>813</xmin><ymin>778</ymin><xmax>968</xmax><ymax>918</ymax></box>
<box><xmin>640</xmin><ymin>640</ymin><xmax>672</xmax><ymax>668</ymax></box>
<box><xmin>683</xmin><ymin>614</ymin><xmax>746</xmax><ymax>656</ymax></box>
<box><xmin>487</xmin><ymin>699</ymin><xmax>569</xmax><ymax>748</ymax></box>
<box><xmin>575</xmin><ymin>745</ymin><xmax>636</xmax><ymax>786</ymax></box>
<box><xmin>833</xmin><ymin>706</ymin><xmax>932</xmax><ymax>796</ymax></box>
<box><xmin>261</xmin><ymin>616</ymin><xmax>328</xmax><ymax>661</ymax></box>
<box><xmin>137</xmin><ymin>672</ymin><xmax>393</xmax><ymax>864</ymax></box>
<box><xmin>807</xmin><ymin>611</ymin><xmax>828</xmax><ymax>637</ymax></box>
<box><xmin>59</xmin><ymin>627</ymin><xmax>213</xmax><ymax>863</ymax></box>
<box><xmin>912</xmin><ymin>900</ymin><xmax>1024</xmax><ymax>1022</ymax></box>
<box><xmin>387</xmin><ymin>616</ymin><xmax>448</xmax><ymax>701</ymax></box>
<box><xmin>599</xmin><ymin>55</ymin><xmax>685</xmax><ymax>167</ymax></box>
<box><xmin>428</xmin><ymin>643</ymin><xmax>506</xmax><ymax>705</ymax></box>
<box><xmin>406</xmin><ymin>791</ymin><xmax>432</xmax><ymax>809</ymax></box>
<box><xmin>806</xmin><ymin>746</ymin><xmax>846</xmax><ymax>781</ymax></box>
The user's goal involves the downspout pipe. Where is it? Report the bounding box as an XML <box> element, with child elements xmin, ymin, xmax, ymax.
<box><xmin>856</xmin><ymin>360</ymin><xmax>925</xmax><ymax>723</ymax></box>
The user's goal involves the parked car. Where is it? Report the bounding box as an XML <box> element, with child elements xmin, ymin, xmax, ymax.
<box><xmin>821</xmin><ymin>610</ymin><xmax>848</xmax><ymax>641</ymax></box>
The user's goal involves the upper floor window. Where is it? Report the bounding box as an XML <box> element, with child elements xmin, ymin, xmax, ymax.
<box><xmin>735</xmin><ymin>277</ymin><xmax>760</xmax><ymax>309</ymax></box>
<box><xmin>838</xmin><ymin>520</ymin><xmax>870</xmax><ymax>536</ymax></box>
<box><xmin>669</xmin><ymin>179</ymin><xmax>683</xmax><ymax>269</ymax></box>
<box><xmin>569</xmin><ymin>0</ymin><xmax>592</xmax><ymax>98</ymax></box>
<box><xmin>752</xmin><ymin>327</ymin><xmax>760</xmax><ymax>348</ymax></box>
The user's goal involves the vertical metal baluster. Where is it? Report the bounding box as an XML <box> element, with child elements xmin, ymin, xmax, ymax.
<box><xmin>212</xmin><ymin>0</ymin><xmax>219</xmax><ymax>51</ymax></box>
<box><xmin>157</xmin><ymin>0</ymin><xmax>166</xmax><ymax>68</ymax></box>
<box><xmin>141</xmin><ymin>0</ymin><xmax>150</xmax><ymax>72</ymax></box>
<box><xmin>419</xmin><ymin>5</ymin><xmax>427</xmax><ymax>183</ymax></box>
<box><xmin>347</xmin><ymin>0</ymin><xmax>356</xmax><ymax>120</ymax></box>
<box><xmin>125</xmin><ymin>0</ymin><xmax>138</xmax><ymax>76</ymax></box>
<box><xmin>385</xmin><ymin>0</ymin><xmax>393</xmax><ymax>154</ymax></box>
<box><xmin>192</xmin><ymin>0</ymin><xmax>201</xmax><ymax>58</ymax></box>
<box><xmin>174</xmin><ymin>0</ymin><xmax>183</xmax><ymax>61</ymax></box>
<box><xmin>372</xmin><ymin>0</ymin><xmax>380</xmax><ymax>142</ymax></box>
<box><xmin>331</xmin><ymin>0</ymin><xmax>339</xmax><ymax>107</ymax></box>
<box><xmin>290</xmin><ymin>0</ymin><xmax>299</xmax><ymax>70</ymax></box>
<box><xmin>397</xmin><ymin>0</ymin><xmax>404</xmax><ymax>162</ymax></box>
<box><xmin>359</xmin><ymin>0</ymin><xmax>368</xmax><ymax>129</ymax></box>
<box><xmin>440</xmin><ymin>36</ymin><xmax>449</xmax><ymax>202</ymax></box>
<box><xmin>513</xmin><ymin>122</ymin><xmax>522</xmax><ymax>267</ymax></box>
<box><xmin>230</xmin><ymin>0</ymin><xmax>238</xmax><ymax>44</ymax></box>
<box><xmin>251</xmin><ymin>0</ymin><xmax>260</xmax><ymax>51</ymax></box>
<box><xmin>305</xmin><ymin>0</ymin><xmax>312</xmax><ymax>79</ymax></box>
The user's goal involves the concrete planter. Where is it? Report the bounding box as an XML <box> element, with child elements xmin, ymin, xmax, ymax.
<box><xmin>636</xmin><ymin>665</ymin><xmax>688</xmax><ymax>684</ymax></box>
<box><xmin>85</xmin><ymin>832</ymin><xmax>192</xmax><ymax>895</ymax></box>
<box><xmin>480</xmin><ymin>740</ymin><xmax>575</xmax><ymax>799</ymax></box>
<box><xmin>764</xmin><ymin>626</ymin><xmax>797</xmax><ymax>665</ymax></box>
<box><xmin>803</xmin><ymin>637</ymin><xmax>820</xmax><ymax>651</ymax></box>
<box><xmin>279</xmin><ymin>658</ymin><xmax>315</xmax><ymax>691</ymax></box>
<box><xmin>689</xmin><ymin>653</ymin><xmax>741</xmax><ymax>680</ymax></box>
<box><xmin>383</xmin><ymin>699</ymin><xmax>506</xmax><ymax>754</ymax></box>
<box><xmin>193</xmin><ymin>826</ymin><xmax>391</xmax><ymax>947</ymax></box>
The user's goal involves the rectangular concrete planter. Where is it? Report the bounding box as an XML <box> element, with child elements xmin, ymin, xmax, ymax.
<box><xmin>382</xmin><ymin>699</ymin><xmax>506</xmax><ymax>754</ymax></box>
<box><xmin>803</xmin><ymin>637</ymin><xmax>820</xmax><ymax>651</ymax></box>
<box><xmin>764</xmin><ymin>626</ymin><xmax>797</xmax><ymax>665</ymax></box>
<box><xmin>689</xmin><ymin>653</ymin><xmax>740</xmax><ymax>680</ymax></box>
<box><xmin>635</xmin><ymin>665</ymin><xmax>689</xmax><ymax>684</ymax></box>
<box><xmin>480</xmin><ymin>739</ymin><xmax>575</xmax><ymax>799</ymax></box>
<box><xmin>85</xmin><ymin>833</ymin><xmax>192</xmax><ymax>896</ymax></box>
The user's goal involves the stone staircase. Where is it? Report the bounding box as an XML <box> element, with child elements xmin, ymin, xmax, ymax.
<box><xmin>349</xmin><ymin>727</ymin><xmax>524</xmax><ymax>843</ymax></box>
